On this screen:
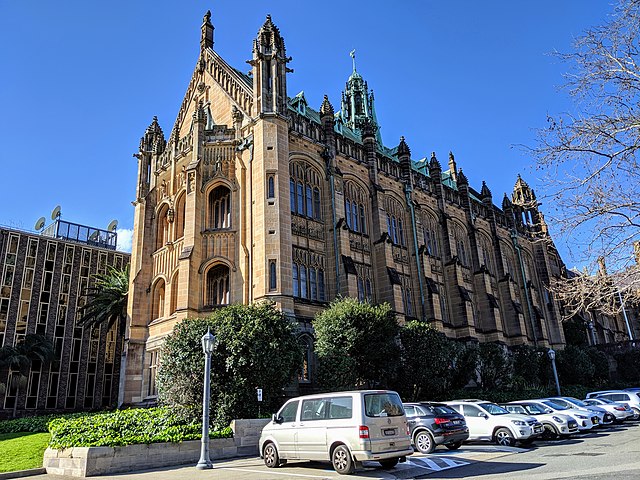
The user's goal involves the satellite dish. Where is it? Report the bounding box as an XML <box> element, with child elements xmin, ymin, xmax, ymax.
<box><xmin>107</xmin><ymin>219</ymin><xmax>118</xmax><ymax>232</ymax></box>
<box><xmin>51</xmin><ymin>205</ymin><xmax>61</xmax><ymax>221</ymax></box>
<box><xmin>34</xmin><ymin>217</ymin><xmax>46</xmax><ymax>231</ymax></box>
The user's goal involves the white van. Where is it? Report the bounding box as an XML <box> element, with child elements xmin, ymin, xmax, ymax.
<box><xmin>259</xmin><ymin>390</ymin><xmax>413</xmax><ymax>475</ymax></box>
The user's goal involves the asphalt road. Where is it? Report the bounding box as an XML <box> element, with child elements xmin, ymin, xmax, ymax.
<box><xmin>29</xmin><ymin>420</ymin><xmax>640</xmax><ymax>480</ymax></box>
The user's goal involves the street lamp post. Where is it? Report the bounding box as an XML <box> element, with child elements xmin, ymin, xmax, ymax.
<box><xmin>548</xmin><ymin>348</ymin><xmax>561</xmax><ymax>396</ymax></box>
<box><xmin>196</xmin><ymin>328</ymin><xmax>216</xmax><ymax>470</ymax></box>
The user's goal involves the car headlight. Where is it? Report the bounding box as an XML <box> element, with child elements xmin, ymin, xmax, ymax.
<box><xmin>575</xmin><ymin>414</ymin><xmax>588</xmax><ymax>419</ymax></box>
<box><xmin>511</xmin><ymin>420</ymin><xmax>526</xmax><ymax>426</ymax></box>
<box><xmin>552</xmin><ymin>416</ymin><xmax>564</xmax><ymax>423</ymax></box>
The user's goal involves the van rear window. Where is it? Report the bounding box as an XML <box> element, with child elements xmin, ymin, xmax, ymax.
<box><xmin>365</xmin><ymin>392</ymin><xmax>404</xmax><ymax>417</ymax></box>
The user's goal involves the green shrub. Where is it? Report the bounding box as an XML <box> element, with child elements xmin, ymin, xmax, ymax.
<box><xmin>476</xmin><ymin>343</ymin><xmax>512</xmax><ymax>390</ymax></box>
<box><xmin>48</xmin><ymin>407</ymin><xmax>232</xmax><ymax>449</ymax></box>
<box><xmin>0</xmin><ymin>413</ymin><xmax>83</xmax><ymax>434</ymax></box>
<box><xmin>613</xmin><ymin>348</ymin><xmax>640</xmax><ymax>382</ymax></box>
<box><xmin>156</xmin><ymin>302</ymin><xmax>302</xmax><ymax>429</ymax></box>
<box><xmin>557</xmin><ymin>344</ymin><xmax>595</xmax><ymax>385</ymax></box>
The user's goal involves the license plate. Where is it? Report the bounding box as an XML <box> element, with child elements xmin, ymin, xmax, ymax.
<box><xmin>535</xmin><ymin>426</ymin><xmax>543</xmax><ymax>432</ymax></box>
<box><xmin>592</xmin><ymin>418</ymin><xmax>599</xmax><ymax>424</ymax></box>
<box><xmin>383</xmin><ymin>428</ymin><xmax>396</xmax><ymax>436</ymax></box>
<box><xmin>452</xmin><ymin>420</ymin><xmax>461</xmax><ymax>425</ymax></box>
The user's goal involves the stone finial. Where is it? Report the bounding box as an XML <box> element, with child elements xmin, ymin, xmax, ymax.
<box><xmin>397</xmin><ymin>136</ymin><xmax>411</xmax><ymax>157</ymax></box>
<box><xmin>429</xmin><ymin>152</ymin><xmax>441</xmax><ymax>170</ymax></box>
<box><xmin>502</xmin><ymin>193</ymin><xmax>512</xmax><ymax>210</ymax></box>
<box><xmin>320</xmin><ymin>95</ymin><xmax>334</xmax><ymax>117</ymax></box>
<box><xmin>481</xmin><ymin>181</ymin><xmax>492</xmax><ymax>199</ymax></box>
<box><xmin>457</xmin><ymin>169</ymin><xmax>468</xmax><ymax>186</ymax></box>
<box><xmin>201</xmin><ymin>10</ymin><xmax>214</xmax><ymax>51</ymax></box>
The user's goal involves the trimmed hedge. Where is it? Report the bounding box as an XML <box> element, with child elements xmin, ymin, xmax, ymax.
<box><xmin>48</xmin><ymin>407</ymin><xmax>232</xmax><ymax>449</ymax></box>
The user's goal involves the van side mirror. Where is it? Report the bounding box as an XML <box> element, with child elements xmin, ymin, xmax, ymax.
<box><xmin>478</xmin><ymin>413</ymin><xmax>488</xmax><ymax>419</ymax></box>
<box><xmin>272</xmin><ymin>414</ymin><xmax>283</xmax><ymax>424</ymax></box>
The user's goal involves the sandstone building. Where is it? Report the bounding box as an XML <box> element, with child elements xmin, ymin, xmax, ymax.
<box><xmin>0</xmin><ymin>220</ymin><xmax>128</xmax><ymax>417</ymax></box>
<box><xmin>123</xmin><ymin>11</ymin><xmax>597</xmax><ymax>404</ymax></box>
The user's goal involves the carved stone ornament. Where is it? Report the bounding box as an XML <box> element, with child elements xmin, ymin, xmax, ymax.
<box><xmin>167</xmin><ymin>208</ymin><xmax>175</xmax><ymax>224</ymax></box>
<box><xmin>188</xmin><ymin>171</ymin><xmax>196</xmax><ymax>193</ymax></box>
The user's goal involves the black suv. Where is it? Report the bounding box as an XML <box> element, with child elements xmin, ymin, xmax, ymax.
<box><xmin>403</xmin><ymin>402</ymin><xmax>470</xmax><ymax>454</ymax></box>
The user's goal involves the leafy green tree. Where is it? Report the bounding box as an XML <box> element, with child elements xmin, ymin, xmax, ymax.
<box><xmin>585</xmin><ymin>347</ymin><xmax>611</xmax><ymax>385</ymax></box>
<box><xmin>613</xmin><ymin>347</ymin><xmax>640</xmax><ymax>382</ymax></box>
<box><xmin>556</xmin><ymin>344</ymin><xmax>595</xmax><ymax>386</ymax></box>
<box><xmin>0</xmin><ymin>334</ymin><xmax>55</xmax><ymax>417</ymax></box>
<box><xmin>449</xmin><ymin>342</ymin><xmax>479</xmax><ymax>391</ymax></box>
<box><xmin>77</xmin><ymin>265</ymin><xmax>129</xmax><ymax>330</ymax></box>
<box><xmin>156</xmin><ymin>302</ymin><xmax>302</xmax><ymax>428</ymax></box>
<box><xmin>511</xmin><ymin>344</ymin><xmax>549</xmax><ymax>387</ymax></box>
<box><xmin>313</xmin><ymin>298</ymin><xmax>400</xmax><ymax>391</ymax></box>
<box><xmin>396</xmin><ymin>321</ymin><xmax>457</xmax><ymax>401</ymax></box>
<box><xmin>476</xmin><ymin>343</ymin><xmax>513</xmax><ymax>390</ymax></box>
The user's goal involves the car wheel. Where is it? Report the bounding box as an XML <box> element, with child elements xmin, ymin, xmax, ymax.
<box><xmin>542</xmin><ymin>424</ymin><xmax>559</xmax><ymax>440</ymax></box>
<box><xmin>445</xmin><ymin>441</ymin><xmax>463</xmax><ymax>450</ymax></box>
<box><xmin>332</xmin><ymin>444</ymin><xmax>355</xmax><ymax>475</ymax></box>
<box><xmin>414</xmin><ymin>430</ymin><xmax>436</xmax><ymax>454</ymax></box>
<box><xmin>263</xmin><ymin>442</ymin><xmax>280</xmax><ymax>468</ymax></box>
<box><xmin>379</xmin><ymin>458</ymin><xmax>399</xmax><ymax>469</ymax></box>
<box><xmin>494</xmin><ymin>428</ymin><xmax>515</xmax><ymax>447</ymax></box>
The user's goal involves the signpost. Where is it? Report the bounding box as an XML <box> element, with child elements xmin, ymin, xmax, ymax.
<box><xmin>257</xmin><ymin>388</ymin><xmax>263</xmax><ymax>417</ymax></box>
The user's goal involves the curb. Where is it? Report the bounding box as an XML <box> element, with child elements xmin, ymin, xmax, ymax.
<box><xmin>0</xmin><ymin>469</ymin><xmax>47</xmax><ymax>480</ymax></box>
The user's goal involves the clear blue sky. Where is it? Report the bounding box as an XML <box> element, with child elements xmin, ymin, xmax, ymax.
<box><xmin>0</xmin><ymin>1</ymin><xmax>615</xmax><ymax>261</ymax></box>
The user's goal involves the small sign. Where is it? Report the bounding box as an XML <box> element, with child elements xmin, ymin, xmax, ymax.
<box><xmin>257</xmin><ymin>388</ymin><xmax>263</xmax><ymax>402</ymax></box>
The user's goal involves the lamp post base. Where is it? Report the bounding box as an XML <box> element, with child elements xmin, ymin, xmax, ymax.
<box><xmin>196</xmin><ymin>459</ymin><xmax>213</xmax><ymax>470</ymax></box>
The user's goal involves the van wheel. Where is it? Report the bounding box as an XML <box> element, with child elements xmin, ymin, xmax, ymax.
<box><xmin>414</xmin><ymin>430</ymin><xmax>436</xmax><ymax>454</ymax></box>
<box><xmin>263</xmin><ymin>442</ymin><xmax>280</xmax><ymax>468</ymax></box>
<box><xmin>445</xmin><ymin>441</ymin><xmax>463</xmax><ymax>450</ymax></box>
<box><xmin>332</xmin><ymin>444</ymin><xmax>355</xmax><ymax>475</ymax></box>
<box><xmin>379</xmin><ymin>458</ymin><xmax>399</xmax><ymax>469</ymax></box>
<box><xmin>494</xmin><ymin>428</ymin><xmax>515</xmax><ymax>447</ymax></box>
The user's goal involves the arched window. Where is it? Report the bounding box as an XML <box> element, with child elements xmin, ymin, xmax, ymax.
<box><xmin>344</xmin><ymin>181</ymin><xmax>368</xmax><ymax>234</ymax></box>
<box><xmin>206</xmin><ymin>264</ymin><xmax>230</xmax><ymax>306</ymax></box>
<box><xmin>385</xmin><ymin>197</ymin><xmax>406</xmax><ymax>246</ymax></box>
<box><xmin>453</xmin><ymin>225</ymin><xmax>469</xmax><ymax>266</ymax></box>
<box><xmin>290</xmin><ymin>162</ymin><xmax>323</xmax><ymax>221</ymax></box>
<box><xmin>208</xmin><ymin>186</ymin><xmax>231</xmax><ymax>229</ymax></box>
<box><xmin>156</xmin><ymin>205</ymin><xmax>170</xmax><ymax>250</ymax></box>
<box><xmin>169</xmin><ymin>273</ymin><xmax>179</xmax><ymax>314</ymax></box>
<box><xmin>479</xmin><ymin>234</ymin><xmax>494</xmax><ymax>273</ymax></box>
<box><xmin>422</xmin><ymin>214</ymin><xmax>440</xmax><ymax>257</ymax></box>
<box><xmin>175</xmin><ymin>194</ymin><xmax>185</xmax><ymax>239</ymax></box>
<box><xmin>151</xmin><ymin>279</ymin><xmax>165</xmax><ymax>320</ymax></box>
<box><xmin>293</xmin><ymin>261</ymin><xmax>326</xmax><ymax>301</ymax></box>
<box><xmin>298</xmin><ymin>335</ymin><xmax>313</xmax><ymax>383</ymax></box>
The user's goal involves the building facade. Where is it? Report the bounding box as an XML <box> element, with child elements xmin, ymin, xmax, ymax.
<box><xmin>124</xmin><ymin>12</ymin><xmax>573</xmax><ymax>404</ymax></box>
<box><xmin>0</xmin><ymin>221</ymin><xmax>128</xmax><ymax>417</ymax></box>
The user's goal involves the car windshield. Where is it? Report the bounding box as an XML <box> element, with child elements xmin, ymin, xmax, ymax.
<box><xmin>365</xmin><ymin>392</ymin><xmax>404</xmax><ymax>417</ymax></box>
<box><xmin>523</xmin><ymin>403</ymin><xmax>547</xmax><ymax>415</ymax></box>
<box><xmin>542</xmin><ymin>400</ymin><xmax>568</xmax><ymax>411</ymax></box>
<box><xmin>567</xmin><ymin>398</ymin><xmax>588</xmax><ymax>408</ymax></box>
<box><xmin>481</xmin><ymin>403</ymin><xmax>509</xmax><ymax>415</ymax></box>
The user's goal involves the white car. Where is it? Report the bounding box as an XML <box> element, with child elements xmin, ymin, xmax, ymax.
<box><xmin>589</xmin><ymin>390</ymin><xmax>640</xmax><ymax>418</ymax></box>
<box><xmin>444</xmin><ymin>400</ymin><xmax>544</xmax><ymax>446</ymax></box>
<box><xmin>547</xmin><ymin>397</ymin><xmax>611</xmax><ymax>426</ymax></box>
<box><xmin>527</xmin><ymin>399</ymin><xmax>595</xmax><ymax>431</ymax></box>
<box><xmin>502</xmin><ymin>401</ymin><xmax>579</xmax><ymax>438</ymax></box>
<box><xmin>583</xmin><ymin>397</ymin><xmax>635</xmax><ymax>422</ymax></box>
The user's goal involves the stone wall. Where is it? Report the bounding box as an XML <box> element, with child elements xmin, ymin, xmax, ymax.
<box><xmin>43</xmin><ymin>418</ymin><xmax>270</xmax><ymax>477</ymax></box>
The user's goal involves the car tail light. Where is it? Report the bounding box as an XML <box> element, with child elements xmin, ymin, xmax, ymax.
<box><xmin>614</xmin><ymin>406</ymin><xmax>626</xmax><ymax>411</ymax></box>
<box><xmin>359</xmin><ymin>426</ymin><xmax>370</xmax><ymax>439</ymax></box>
<box><xmin>434</xmin><ymin>417</ymin><xmax>449</xmax><ymax>425</ymax></box>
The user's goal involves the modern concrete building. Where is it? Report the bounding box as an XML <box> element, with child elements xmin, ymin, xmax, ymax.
<box><xmin>0</xmin><ymin>219</ymin><xmax>129</xmax><ymax>417</ymax></box>
<box><xmin>122</xmin><ymin>11</ymin><xmax>595</xmax><ymax>404</ymax></box>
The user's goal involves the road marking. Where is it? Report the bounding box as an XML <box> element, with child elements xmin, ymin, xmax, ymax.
<box><xmin>404</xmin><ymin>456</ymin><xmax>469</xmax><ymax>471</ymax></box>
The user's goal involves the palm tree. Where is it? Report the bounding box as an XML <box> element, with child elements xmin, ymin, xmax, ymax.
<box><xmin>77</xmin><ymin>264</ymin><xmax>129</xmax><ymax>330</ymax></box>
<box><xmin>0</xmin><ymin>333</ymin><xmax>55</xmax><ymax>417</ymax></box>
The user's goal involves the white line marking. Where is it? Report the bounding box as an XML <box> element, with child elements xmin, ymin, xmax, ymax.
<box><xmin>213</xmin><ymin>466</ymin><xmax>333</xmax><ymax>478</ymax></box>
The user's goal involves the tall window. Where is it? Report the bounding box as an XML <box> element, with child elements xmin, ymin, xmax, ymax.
<box><xmin>453</xmin><ymin>225</ymin><xmax>469</xmax><ymax>266</ymax></box>
<box><xmin>170</xmin><ymin>273</ymin><xmax>179</xmax><ymax>314</ymax></box>
<box><xmin>355</xmin><ymin>265</ymin><xmax>373</xmax><ymax>302</ymax></box>
<box><xmin>156</xmin><ymin>205</ymin><xmax>170</xmax><ymax>249</ymax></box>
<box><xmin>206</xmin><ymin>265</ymin><xmax>230</xmax><ymax>306</ymax></box>
<box><xmin>208</xmin><ymin>186</ymin><xmax>231</xmax><ymax>229</ymax></box>
<box><xmin>152</xmin><ymin>279</ymin><xmax>165</xmax><ymax>320</ymax></box>
<box><xmin>267</xmin><ymin>175</ymin><xmax>275</xmax><ymax>199</ymax></box>
<box><xmin>290</xmin><ymin>162</ymin><xmax>322</xmax><ymax>220</ymax></box>
<box><xmin>175</xmin><ymin>193</ymin><xmax>186</xmax><ymax>239</ymax></box>
<box><xmin>344</xmin><ymin>181</ymin><xmax>368</xmax><ymax>234</ymax></box>
<box><xmin>422</xmin><ymin>214</ymin><xmax>440</xmax><ymax>257</ymax></box>
<box><xmin>479</xmin><ymin>235</ymin><xmax>494</xmax><ymax>273</ymax></box>
<box><xmin>293</xmin><ymin>263</ymin><xmax>326</xmax><ymax>301</ymax></box>
<box><xmin>385</xmin><ymin>197</ymin><xmax>406</xmax><ymax>246</ymax></box>
<box><xmin>269</xmin><ymin>260</ymin><xmax>277</xmax><ymax>291</ymax></box>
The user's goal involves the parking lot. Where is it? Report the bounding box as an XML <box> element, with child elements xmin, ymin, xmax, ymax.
<box><xmin>33</xmin><ymin>419</ymin><xmax>640</xmax><ymax>480</ymax></box>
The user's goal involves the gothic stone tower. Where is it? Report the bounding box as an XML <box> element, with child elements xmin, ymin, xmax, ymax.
<box><xmin>123</xmin><ymin>11</ymin><xmax>568</xmax><ymax>404</ymax></box>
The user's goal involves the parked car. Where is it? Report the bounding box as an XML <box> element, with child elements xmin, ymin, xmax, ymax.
<box><xmin>583</xmin><ymin>397</ymin><xmax>635</xmax><ymax>422</ymax></box>
<box><xmin>526</xmin><ymin>399</ymin><xmax>595</xmax><ymax>431</ymax></box>
<box><xmin>546</xmin><ymin>397</ymin><xmax>612</xmax><ymax>425</ymax></box>
<box><xmin>624</xmin><ymin>387</ymin><xmax>640</xmax><ymax>393</ymax></box>
<box><xmin>259</xmin><ymin>390</ymin><xmax>413</xmax><ymax>475</ymax></box>
<box><xmin>501</xmin><ymin>401</ymin><xmax>578</xmax><ymax>439</ymax></box>
<box><xmin>444</xmin><ymin>400</ymin><xmax>544</xmax><ymax>446</ymax></box>
<box><xmin>403</xmin><ymin>402</ymin><xmax>469</xmax><ymax>453</ymax></box>
<box><xmin>590</xmin><ymin>390</ymin><xmax>640</xmax><ymax>417</ymax></box>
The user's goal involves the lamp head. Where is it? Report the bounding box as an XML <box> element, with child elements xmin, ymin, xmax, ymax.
<box><xmin>547</xmin><ymin>348</ymin><xmax>556</xmax><ymax>361</ymax></box>
<box><xmin>201</xmin><ymin>328</ymin><xmax>216</xmax><ymax>354</ymax></box>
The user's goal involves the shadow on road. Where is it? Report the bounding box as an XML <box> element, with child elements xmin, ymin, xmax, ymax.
<box><xmin>418</xmin><ymin>460</ymin><xmax>544</xmax><ymax>479</ymax></box>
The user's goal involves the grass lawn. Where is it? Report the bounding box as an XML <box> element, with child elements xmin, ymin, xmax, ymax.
<box><xmin>0</xmin><ymin>432</ymin><xmax>50</xmax><ymax>473</ymax></box>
